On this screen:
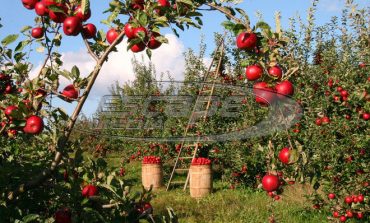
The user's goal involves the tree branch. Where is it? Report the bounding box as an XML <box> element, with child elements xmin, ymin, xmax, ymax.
<box><xmin>83</xmin><ymin>38</ymin><xmax>99</xmax><ymax>63</ymax></box>
<box><xmin>7</xmin><ymin>31</ymin><xmax>127</xmax><ymax>201</ymax></box>
<box><xmin>206</xmin><ymin>3</ymin><xmax>249</xmax><ymax>30</ymax></box>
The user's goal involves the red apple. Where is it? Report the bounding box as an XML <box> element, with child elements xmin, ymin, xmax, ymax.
<box><xmin>42</xmin><ymin>0</ymin><xmax>57</xmax><ymax>6</ymax></box>
<box><xmin>340</xmin><ymin>90</ymin><xmax>348</xmax><ymax>97</ymax></box>
<box><xmin>31</xmin><ymin>27</ymin><xmax>44</xmax><ymax>39</ymax></box>
<box><xmin>328</xmin><ymin>193</ymin><xmax>336</xmax><ymax>199</ymax></box>
<box><xmin>23</xmin><ymin>115</ymin><xmax>44</xmax><ymax>134</ymax></box>
<box><xmin>333</xmin><ymin>211</ymin><xmax>340</xmax><ymax>218</ymax></box>
<box><xmin>74</xmin><ymin>5</ymin><xmax>91</xmax><ymax>21</ymax></box>
<box><xmin>55</xmin><ymin>208</ymin><xmax>72</xmax><ymax>223</ymax></box>
<box><xmin>124</xmin><ymin>23</ymin><xmax>135</xmax><ymax>39</ymax></box>
<box><xmin>262</xmin><ymin>174</ymin><xmax>279</xmax><ymax>192</ymax></box>
<box><xmin>62</xmin><ymin>84</ymin><xmax>79</xmax><ymax>99</ymax></box>
<box><xmin>344</xmin><ymin>196</ymin><xmax>353</xmax><ymax>204</ymax></box>
<box><xmin>35</xmin><ymin>1</ymin><xmax>49</xmax><ymax>16</ymax></box>
<box><xmin>278</xmin><ymin>147</ymin><xmax>291</xmax><ymax>164</ymax></box>
<box><xmin>82</xmin><ymin>23</ymin><xmax>97</xmax><ymax>39</ymax></box>
<box><xmin>357</xmin><ymin>194</ymin><xmax>364</xmax><ymax>203</ymax></box>
<box><xmin>106</xmin><ymin>28</ymin><xmax>120</xmax><ymax>44</ymax></box>
<box><xmin>131</xmin><ymin>3</ymin><xmax>144</xmax><ymax>10</ymax></box>
<box><xmin>49</xmin><ymin>4</ymin><xmax>68</xmax><ymax>23</ymax></box>
<box><xmin>148</xmin><ymin>32</ymin><xmax>162</xmax><ymax>49</ymax></box>
<box><xmin>131</xmin><ymin>42</ymin><xmax>146</xmax><ymax>53</ymax></box>
<box><xmin>236</xmin><ymin>32</ymin><xmax>258</xmax><ymax>50</ymax></box>
<box><xmin>158</xmin><ymin>0</ymin><xmax>171</xmax><ymax>7</ymax></box>
<box><xmin>275</xmin><ymin>80</ymin><xmax>294</xmax><ymax>98</ymax></box>
<box><xmin>133</xmin><ymin>26</ymin><xmax>148</xmax><ymax>39</ymax></box>
<box><xmin>0</xmin><ymin>73</ymin><xmax>10</xmax><ymax>80</ymax></box>
<box><xmin>315</xmin><ymin>118</ymin><xmax>322</xmax><ymax>126</ymax></box>
<box><xmin>340</xmin><ymin>215</ymin><xmax>346</xmax><ymax>222</ymax></box>
<box><xmin>4</xmin><ymin>105</ymin><xmax>18</xmax><ymax>120</ymax></box>
<box><xmin>322</xmin><ymin>116</ymin><xmax>330</xmax><ymax>124</ymax></box>
<box><xmin>63</xmin><ymin>16</ymin><xmax>82</xmax><ymax>36</ymax></box>
<box><xmin>81</xmin><ymin>184</ymin><xmax>98</xmax><ymax>198</ymax></box>
<box><xmin>362</xmin><ymin>113</ymin><xmax>369</xmax><ymax>121</ymax></box>
<box><xmin>253</xmin><ymin>82</ymin><xmax>276</xmax><ymax>105</ymax></box>
<box><xmin>346</xmin><ymin>211</ymin><xmax>353</xmax><ymax>218</ymax></box>
<box><xmin>268</xmin><ymin>66</ymin><xmax>283</xmax><ymax>79</ymax></box>
<box><xmin>5</xmin><ymin>84</ymin><xmax>14</xmax><ymax>94</ymax></box>
<box><xmin>132</xmin><ymin>0</ymin><xmax>145</xmax><ymax>4</ymax></box>
<box><xmin>245</xmin><ymin>64</ymin><xmax>263</xmax><ymax>81</ymax></box>
<box><xmin>22</xmin><ymin>0</ymin><xmax>38</xmax><ymax>10</ymax></box>
<box><xmin>356</xmin><ymin>212</ymin><xmax>363</xmax><ymax>219</ymax></box>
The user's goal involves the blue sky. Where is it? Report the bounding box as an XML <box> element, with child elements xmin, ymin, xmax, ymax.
<box><xmin>0</xmin><ymin>0</ymin><xmax>368</xmax><ymax>116</ymax></box>
<box><xmin>3</xmin><ymin>0</ymin><xmax>367</xmax><ymax>52</ymax></box>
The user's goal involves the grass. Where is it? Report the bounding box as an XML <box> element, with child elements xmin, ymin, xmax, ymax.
<box><xmin>103</xmin><ymin>155</ymin><xmax>329</xmax><ymax>223</ymax></box>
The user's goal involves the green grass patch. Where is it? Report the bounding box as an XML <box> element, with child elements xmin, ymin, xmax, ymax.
<box><xmin>102</xmin><ymin>156</ymin><xmax>329</xmax><ymax>223</ymax></box>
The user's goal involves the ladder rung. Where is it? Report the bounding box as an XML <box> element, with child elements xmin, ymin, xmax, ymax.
<box><xmin>175</xmin><ymin>169</ymin><xmax>189</xmax><ymax>173</ymax></box>
<box><xmin>200</xmin><ymin>89</ymin><xmax>212</xmax><ymax>94</ymax></box>
<box><xmin>170</xmin><ymin>181</ymin><xmax>186</xmax><ymax>184</ymax></box>
<box><xmin>180</xmin><ymin>157</ymin><xmax>194</xmax><ymax>159</ymax></box>
<box><xmin>192</xmin><ymin>111</ymin><xmax>207</xmax><ymax>115</ymax></box>
<box><xmin>183</xmin><ymin>143</ymin><xmax>198</xmax><ymax>147</ymax></box>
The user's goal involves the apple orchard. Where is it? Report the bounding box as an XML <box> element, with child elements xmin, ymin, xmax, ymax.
<box><xmin>0</xmin><ymin>0</ymin><xmax>369</xmax><ymax>222</ymax></box>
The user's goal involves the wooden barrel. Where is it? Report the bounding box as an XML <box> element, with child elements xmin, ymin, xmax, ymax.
<box><xmin>142</xmin><ymin>163</ymin><xmax>163</xmax><ymax>190</ymax></box>
<box><xmin>189</xmin><ymin>165</ymin><xmax>212</xmax><ymax>198</ymax></box>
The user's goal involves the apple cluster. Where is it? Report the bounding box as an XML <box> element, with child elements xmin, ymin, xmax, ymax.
<box><xmin>134</xmin><ymin>202</ymin><xmax>153</xmax><ymax>215</ymax></box>
<box><xmin>328</xmin><ymin>194</ymin><xmax>366</xmax><ymax>221</ymax></box>
<box><xmin>0</xmin><ymin>73</ymin><xmax>16</xmax><ymax>95</ymax></box>
<box><xmin>236</xmin><ymin>31</ymin><xmax>295</xmax><ymax>106</ymax></box>
<box><xmin>0</xmin><ymin>72</ymin><xmax>45</xmax><ymax>138</ymax></box>
<box><xmin>22</xmin><ymin>0</ymin><xmax>97</xmax><ymax>39</ymax></box>
<box><xmin>191</xmin><ymin>157</ymin><xmax>211</xmax><ymax>165</ymax></box>
<box><xmin>325</xmin><ymin>77</ymin><xmax>369</xmax><ymax>122</ymax></box>
<box><xmin>142</xmin><ymin>155</ymin><xmax>161</xmax><ymax>164</ymax></box>
<box><xmin>104</xmin><ymin>0</ymin><xmax>171</xmax><ymax>53</ymax></box>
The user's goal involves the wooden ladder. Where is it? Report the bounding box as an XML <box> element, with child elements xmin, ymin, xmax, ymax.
<box><xmin>166</xmin><ymin>38</ymin><xmax>225</xmax><ymax>191</ymax></box>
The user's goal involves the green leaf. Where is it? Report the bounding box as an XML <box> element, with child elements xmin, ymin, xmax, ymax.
<box><xmin>255</xmin><ymin>21</ymin><xmax>272</xmax><ymax>34</ymax></box>
<box><xmin>177</xmin><ymin>0</ymin><xmax>193</xmax><ymax>5</ymax></box>
<box><xmin>155</xmin><ymin>36</ymin><xmax>168</xmax><ymax>44</ymax></box>
<box><xmin>1</xmin><ymin>34</ymin><xmax>19</xmax><ymax>46</ymax></box>
<box><xmin>146</xmin><ymin>48</ymin><xmax>152</xmax><ymax>59</ymax></box>
<box><xmin>56</xmin><ymin>107</ymin><xmax>69</xmax><ymax>120</ymax></box>
<box><xmin>48</xmin><ymin>5</ymin><xmax>66</xmax><ymax>13</ymax></box>
<box><xmin>107</xmin><ymin>174</ymin><xmax>114</xmax><ymax>185</ymax></box>
<box><xmin>71</xmin><ymin>65</ymin><xmax>80</xmax><ymax>79</ymax></box>
<box><xmin>81</xmin><ymin>0</ymin><xmax>90</xmax><ymax>15</ymax></box>
<box><xmin>222</xmin><ymin>21</ymin><xmax>235</xmax><ymax>32</ymax></box>
<box><xmin>21</xmin><ymin>26</ymin><xmax>32</xmax><ymax>33</ymax></box>
<box><xmin>14</xmin><ymin>52</ymin><xmax>26</xmax><ymax>63</ymax></box>
<box><xmin>233</xmin><ymin>24</ymin><xmax>246</xmax><ymax>35</ymax></box>
<box><xmin>138</xmin><ymin>12</ymin><xmax>148</xmax><ymax>26</ymax></box>
<box><xmin>15</xmin><ymin>40</ymin><xmax>31</xmax><ymax>52</ymax></box>
<box><xmin>22</xmin><ymin>214</ymin><xmax>39</xmax><ymax>222</ymax></box>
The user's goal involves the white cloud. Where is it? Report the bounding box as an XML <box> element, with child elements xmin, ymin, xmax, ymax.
<box><xmin>31</xmin><ymin>34</ymin><xmax>186</xmax><ymax>115</ymax></box>
<box><xmin>61</xmin><ymin>34</ymin><xmax>186</xmax><ymax>99</ymax></box>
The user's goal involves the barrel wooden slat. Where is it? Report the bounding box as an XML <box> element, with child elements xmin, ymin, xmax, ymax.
<box><xmin>189</xmin><ymin>165</ymin><xmax>212</xmax><ymax>198</ymax></box>
<box><xmin>142</xmin><ymin>163</ymin><xmax>163</xmax><ymax>190</ymax></box>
